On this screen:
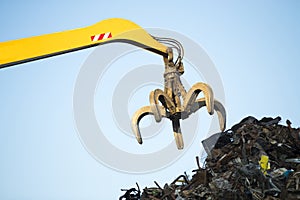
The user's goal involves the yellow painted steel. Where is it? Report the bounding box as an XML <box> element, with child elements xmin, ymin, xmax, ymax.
<box><xmin>0</xmin><ymin>18</ymin><xmax>168</xmax><ymax>68</ymax></box>
<box><xmin>259</xmin><ymin>155</ymin><xmax>270</xmax><ymax>174</ymax></box>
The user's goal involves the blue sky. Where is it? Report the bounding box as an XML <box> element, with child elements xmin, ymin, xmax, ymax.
<box><xmin>1</xmin><ymin>1</ymin><xmax>300</xmax><ymax>199</ymax></box>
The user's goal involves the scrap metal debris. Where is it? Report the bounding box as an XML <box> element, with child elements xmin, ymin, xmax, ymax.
<box><xmin>119</xmin><ymin>183</ymin><xmax>141</xmax><ymax>200</ymax></box>
<box><xmin>120</xmin><ymin>116</ymin><xmax>300</xmax><ymax>199</ymax></box>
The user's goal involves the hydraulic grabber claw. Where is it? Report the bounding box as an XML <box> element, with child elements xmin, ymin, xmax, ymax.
<box><xmin>131</xmin><ymin>47</ymin><xmax>226</xmax><ymax>150</ymax></box>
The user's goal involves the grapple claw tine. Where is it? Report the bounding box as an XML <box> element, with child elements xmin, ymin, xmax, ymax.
<box><xmin>150</xmin><ymin>89</ymin><xmax>175</xmax><ymax>122</ymax></box>
<box><xmin>131</xmin><ymin>106</ymin><xmax>167</xmax><ymax>145</ymax></box>
<box><xmin>131</xmin><ymin>107</ymin><xmax>147</xmax><ymax>144</ymax></box>
<box><xmin>150</xmin><ymin>91</ymin><xmax>162</xmax><ymax>122</ymax></box>
<box><xmin>184</xmin><ymin>82</ymin><xmax>214</xmax><ymax>115</ymax></box>
<box><xmin>172</xmin><ymin>119</ymin><xmax>184</xmax><ymax>150</ymax></box>
<box><xmin>191</xmin><ymin>98</ymin><xmax>226</xmax><ymax>132</ymax></box>
<box><xmin>213</xmin><ymin>100</ymin><xmax>226</xmax><ymax>131</ymax></box>
<box><xmin>174</xmin><ymin>131</ymin><xmax>184</xmax><ymax>150</ymax></box>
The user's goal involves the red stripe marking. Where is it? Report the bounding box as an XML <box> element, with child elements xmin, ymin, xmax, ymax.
<box><xmin>91</xmin><ymin>32</ymin><xmax>112</xmax><ymax>42</ymax></box>
<box><xmin>99</xmin><ymin>33</ymin><xmax>105</xmax><ymax>40</ymax></box>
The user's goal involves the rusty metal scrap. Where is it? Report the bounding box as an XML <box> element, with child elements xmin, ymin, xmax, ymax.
<box><xmin>120</xmin><ymin>116</ymin><xmax>300</xmax><ymax>199</ymax></box>
<box><xmin>119</xmin><ymin>183</ymin><xmax>141</xmax><ymax>200</ymax></box>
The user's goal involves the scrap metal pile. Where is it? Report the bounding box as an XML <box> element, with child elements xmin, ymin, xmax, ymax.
<box><xmin>120</xmin><ymin>116</ymin><xmax>300</xmax><ymax>200</ymax></box>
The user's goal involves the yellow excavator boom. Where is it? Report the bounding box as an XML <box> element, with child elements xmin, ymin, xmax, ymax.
<box><xmin>0</xmin><ymin>18</ymin><xmax>168</xmax><ymax>68</ymax></box>
<box><xmin>0</xmin><ymin>18</ymin><xmax>227</xmax><ymax>150</ymax></box>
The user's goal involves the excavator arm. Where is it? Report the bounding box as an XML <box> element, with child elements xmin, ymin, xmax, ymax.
<box><xmin>0</xmin><ymin>18</ymin><xmax>226</xmax><ymax>150</ymax></box>
<box><xmin>0</xmin><ymin>18</ymin><xmax>168</xmax><ymax>68</ymax></box>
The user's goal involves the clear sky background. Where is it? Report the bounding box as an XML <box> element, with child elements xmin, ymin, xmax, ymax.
<box><xmin>1</xmin><ymin>1</ymin><xmax>300</xmax><ymax>199</ymax></box>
